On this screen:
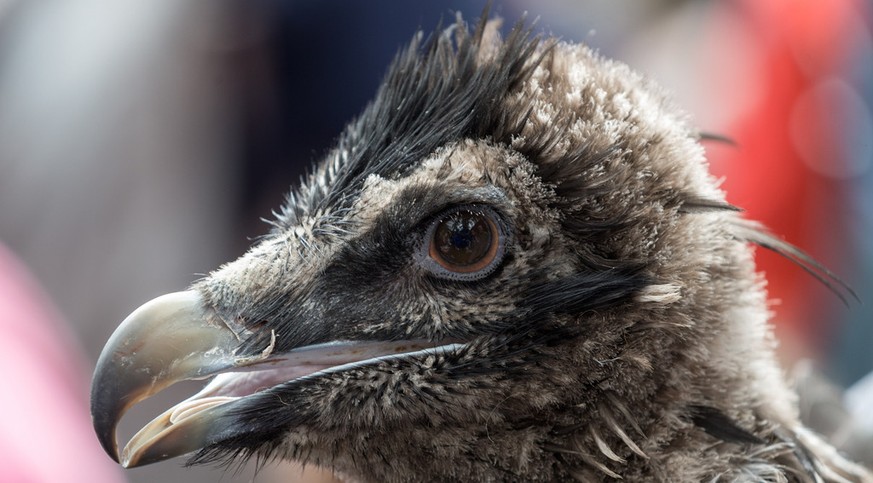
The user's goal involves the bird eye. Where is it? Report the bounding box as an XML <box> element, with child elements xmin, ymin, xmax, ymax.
<box><xmin>419</xmin><ymin>206</ymin><xmax>506</xmax><ymax>280</ymax></box>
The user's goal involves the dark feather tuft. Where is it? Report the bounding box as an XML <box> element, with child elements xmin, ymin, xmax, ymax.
<box><xmin>273</xmin><ymin>14</ymin><xmax>547</xmax><ymax>229</ymax></box>
<box><xmin>520</xmin><ymin>268</ymin><xmax>649</xmax><ymax>322</ymax></box>
<box><xmin>687</xmin><ymin>405</ymin><xmax>765</xmax><ymax>445</ymax></box>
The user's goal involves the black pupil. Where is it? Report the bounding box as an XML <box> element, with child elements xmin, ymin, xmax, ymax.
<box><xmin>435</xmin><ymin>211</ymin><xmax>492</xmax><ymax>266</ymax></box>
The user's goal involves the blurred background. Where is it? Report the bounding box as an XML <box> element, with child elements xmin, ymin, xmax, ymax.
<box><xmin>0</xmin><ymin>0</ymin><xmax>870</xmax><ymax>482</ymax></box>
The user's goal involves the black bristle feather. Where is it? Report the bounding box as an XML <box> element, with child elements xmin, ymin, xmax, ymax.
<box><xmin>735</xmin><ymin>221</ymin><xmax>858</xmax><ymax>306</ymax></box>
<box><xmin>698</xmin><ymin>132</ymin><xmax>737</xmax><ymax>146</ymax></box>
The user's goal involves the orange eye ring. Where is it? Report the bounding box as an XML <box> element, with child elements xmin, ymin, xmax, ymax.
<box><xmin>419</xmin><ymin>206</ymin><xmax>506</xmax><ymax>281</ymax></box>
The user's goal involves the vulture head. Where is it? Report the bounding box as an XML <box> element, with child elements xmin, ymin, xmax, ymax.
<box><xmin>91</xmin><ymin>15</ymin><xmax>870</xmax><ymax>482</ymax></box>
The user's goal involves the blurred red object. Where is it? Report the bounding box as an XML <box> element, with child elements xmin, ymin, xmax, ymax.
<box><xmin>0</xmin><ymin>242</ymin><xmax>123</xmax><ymax>483</ymax></box>
<box><xmin>710</xmin><ymin>0</ymin><xmax>865</xmax><ymax>359</ymax></box>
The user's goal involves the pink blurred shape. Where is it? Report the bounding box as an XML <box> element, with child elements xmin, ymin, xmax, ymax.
<box><xmin>0</xmin><ymin>242</ymin><xmax>124</xmax><ymax>483</ymax></box>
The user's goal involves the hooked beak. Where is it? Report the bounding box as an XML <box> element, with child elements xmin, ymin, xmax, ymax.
<box><xmin>91</xmin><ymin>290</ymin><xmax>465</xmax><ymax>468</ymax></box>
<box><xmin>90</xmin><ymin>291</ymin><xmax>247</xmax><ymax>466</ymax></box>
